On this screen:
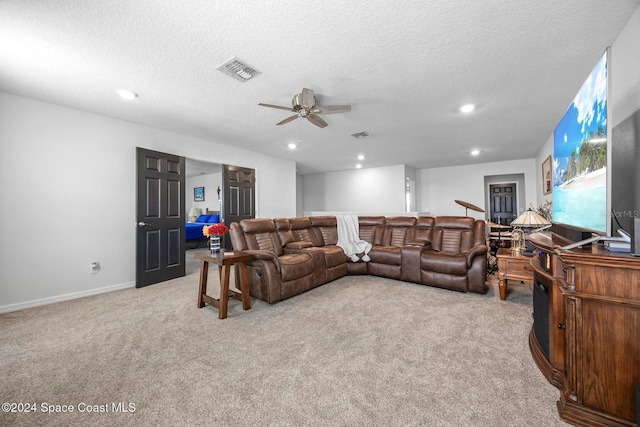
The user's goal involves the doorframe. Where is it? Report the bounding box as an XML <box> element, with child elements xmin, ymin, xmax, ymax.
<box><xmin>483</xmin><ymin>173</ymin><xmax>526</xmax><ymax>220</ymax></box>
<box><xmin>183</xmin><ymin>158</ymin><xmax>259</xmax><ymax>218</ymax></box>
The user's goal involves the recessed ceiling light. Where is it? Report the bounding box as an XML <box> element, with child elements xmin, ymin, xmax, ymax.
<box><xmin>116</xmin><ymin>90</ymin><xmax>138</xmax><ymax>100</ymax></box>
<box><xmin>460</xmin><ymin>103</ymin><xmax>475</xmax><ymax>113</ymax></box>
<box><xmin>357</xmin><ymin>154</ymin><xmax>365</xmax><ymax>160</ymax></box>
<box><xmin>356</xmin><ymin>164</ymin><xmax>362</xmax><ymax>169</ymax></box>
<box><xmin>288</xmin><ymin>143</ymin><xmax>297</xmax><ymax>150</ymax></box>
<box><xmin>471</xmin><ymin>149</ymin><xmax>480</xmax><ymax>156</ymax></box>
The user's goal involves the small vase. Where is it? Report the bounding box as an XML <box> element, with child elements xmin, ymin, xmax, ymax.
<box><xmin>210</xmin><ymin>235</ymin><xmax>221</xmax><ymax>253</ymax></box>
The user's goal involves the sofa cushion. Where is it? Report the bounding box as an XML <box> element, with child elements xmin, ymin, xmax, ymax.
<box><xmin>239</xmin><ymin>218</ymin><xmax>284</xmax><ymax>256</ymax></box>
<box><xmin>318</xmin><ymin>245</ymin><xmax>348</xmax><ymax>268</ymax></box>
<box><xmin>368</xmin><ymin>246</ymin><xmax>402</xmax><ymax>265</ymax></box>
<box><xmin>289</xmin><ymin>217</ymin><xmax>314</xmax><ymax>242</ymax></box>
<box><xmin>357</xmin><ymin>216</ymin><xmax>385</xmax><ymax>245</ymax></box>
<box><xmin>275</xmin><ymin>218</ymin><xmax>294</xmax><ymax>246</ymax></box>
<box><xmin>421</xmin><ymin>251</ymin><xmax>468</xmax><ymax>275</ymax></box>
<box><xmin>310</xmin><ymin>216</ymin><xmax>338</xmax><ymax>246</ymax></box>
<box><xmin>277</xmin><ymin>253</ymin><xmax>315</xmax><ymax>281</ymax></box>
<box><xmin>407</xmin><ymin>216</ymin><xmax>434</xmax><ymax>246</ymax></box>
<box><xmin>381</xmin><ymin>216</ymin><xmax>417</xmax><ymax>247</ymax></box>
<box><xmin>431</xmin><ymin>216</ymin><xmax>475</xmax><ymax>253</ymax></box>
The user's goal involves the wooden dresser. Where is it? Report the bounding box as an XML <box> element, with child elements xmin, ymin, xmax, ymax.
<box><xmin>528</xmin><ymin>231</ymin><xmax>640</xmax><ymax>426</ymax></box>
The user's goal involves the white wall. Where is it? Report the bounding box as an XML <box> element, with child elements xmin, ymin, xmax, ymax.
<box><xmin>416</xmin><ymin>158</ymin><xmax>537</xmax><ymax>220</ymax></box>
<box><xmin>0</xmin><ymin>92</ymin><xmax>296</xmax><ymax>312</ymax></box>
<box><xmin>302</xmin><ymin>159</ymin><xmax>537</xmax><ymax>221</ymax></box>
<box><xmin>534</xmin><ymin>6</ymin><xmax>640</xmax><ymax>212</ymax></box>
<box><xmin>302</xmin><ymin>164</ymin><xmax>406</xmax><ymax>213</ymax></box>
<box><xmin>535</xmin><ymin>135</ymin><xmax>554</xmax><ymax>208</ymax></box>
<box><xmin>611</xmin><ymin>6</ymin><xmax>640</xmax><ymax>126</ymax></box>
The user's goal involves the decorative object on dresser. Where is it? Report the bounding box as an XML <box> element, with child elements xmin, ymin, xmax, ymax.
<box><xmin>528</xmin><ymin>230</ymin><xmax>640</xmax><ymax>426</ymax></box>
<box><xmin>510</xmin><ymin>208</ymin><xmax>552</xmax><ymax>254</ymax></box>
<box><xmin>202</xmin><ymin>222</ymin><xmax>229</xmax><ymax>253</ymax></box>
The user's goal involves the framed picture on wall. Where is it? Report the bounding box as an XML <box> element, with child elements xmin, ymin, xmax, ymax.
<box><xmin>542</xmin><ymin>156</ymin><xmax>552</xmax><ymax>195</ymax></box>
<box><xmin>194</xmin><ymin>187</ymin><xmax>205</xmax><ymax>202</ymax></box>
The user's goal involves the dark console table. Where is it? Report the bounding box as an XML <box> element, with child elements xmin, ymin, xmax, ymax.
<box><xmin>528</xmin><ymin>231</ymin><xmax>640</xmax><ymax>426</ymax></box>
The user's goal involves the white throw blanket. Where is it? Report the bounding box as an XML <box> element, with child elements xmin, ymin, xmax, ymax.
<box><xmin>336</xmin><ymin>215</ymin><xmax>371</xmax><ymax>262</ymax></box>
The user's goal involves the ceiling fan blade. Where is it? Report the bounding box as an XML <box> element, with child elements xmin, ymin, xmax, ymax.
<box><xmin>313</xmin><ymin>105</ymin><xmax>351</xmax><ymax>114</ymax></box>
<box><xmin>258</xmin><ymin>103</ymin><xmax>293</xmax><ymax>112</ymax></box>
<box><xmin>300</xmin><ymin>88</ymin><xmax>315</xmax><ymax>108</ymax></box>
<box><xmin>276</xmin><ymin>115</ymin><xmax>300</xmax><ymax>126</ymax></box>
<box><xmin>307</xmin><ymin>114</ymin><xmax>328</xmax><ymax>128</ymax></box>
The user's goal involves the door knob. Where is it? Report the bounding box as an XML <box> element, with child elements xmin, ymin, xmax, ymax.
<box><xmin>137</xmin><ymin>221</ymin><xmax>149</xmax><ymax>227</ymax></box>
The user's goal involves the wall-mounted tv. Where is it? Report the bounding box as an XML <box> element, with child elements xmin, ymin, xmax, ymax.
<box><xmin>553</xmin><ymin>49</ymin><xmax>610</xmax><ymax>236</ymax></box>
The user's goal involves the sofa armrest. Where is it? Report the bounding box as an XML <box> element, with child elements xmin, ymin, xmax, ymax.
<box><xmin>466</xmin><ymin>244</ymin><xmax>488</xmax><ymax>267</ymax></box>
<box><xmin>286</xmin><ymin>241</ymin><xmax>314</xmax><ymax>250</ymax></box>
<box><xmin>405</xmin><ymin>240</ymin><xmax>432</xmax><ymax>248</ymax></box>
<box><xmin>243</xmin><ymin>250</ymin><xmax>282</xmax><ymax>274</ymax></box>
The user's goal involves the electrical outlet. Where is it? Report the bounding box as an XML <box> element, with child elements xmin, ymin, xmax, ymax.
<box><xmin>90</xmin><ymin>262</ymin><xmax>99</xmax><ymax>274</ymax></box>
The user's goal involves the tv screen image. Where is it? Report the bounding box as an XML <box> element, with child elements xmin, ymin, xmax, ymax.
<box><xmin>553</xmin><ymin>50</ymin><xmax>608</xmax><ymax>234</ymax></box>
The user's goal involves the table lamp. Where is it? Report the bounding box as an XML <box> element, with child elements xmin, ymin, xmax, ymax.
<box><xmin>510</xmin><ymin>209</ymin><xmax>551</xmax><ymax>253</ymax></box>
<box><xmin>188</xmin><ymin>207</ymin><xmax>201</xmax><ymax>222</ymax></box>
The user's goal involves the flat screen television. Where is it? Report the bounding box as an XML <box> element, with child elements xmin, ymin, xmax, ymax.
<box><xmin>552</xmin><ymin>49</ymin><xmax>610</xmax><ymax>236</ymax></box>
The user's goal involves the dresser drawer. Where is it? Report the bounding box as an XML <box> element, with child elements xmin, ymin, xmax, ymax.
<box><xmin>506</xmin><ymin>259</ymin><xmax>533</xmax><ymax>275</ymax></box>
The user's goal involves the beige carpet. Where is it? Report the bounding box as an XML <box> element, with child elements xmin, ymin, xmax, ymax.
<box><xmin>0</xmin><ymin>250</ymin><xmax>568</xmax><ymax>426</ymax></box>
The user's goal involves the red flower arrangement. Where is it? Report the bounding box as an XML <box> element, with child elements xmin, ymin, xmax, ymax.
<box><xmin>202</xmin><ymin>223</ymin><xmax>229</xmax><ymax>237</ymax></box>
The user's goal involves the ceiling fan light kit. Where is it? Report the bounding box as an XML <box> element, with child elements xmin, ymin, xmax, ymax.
<box><xmin>259</xmin><ymin>88</ymin><xmax>351</xmax><ymax>128</ymax></box>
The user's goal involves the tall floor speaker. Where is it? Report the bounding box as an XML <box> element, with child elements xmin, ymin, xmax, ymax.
<box><xmin>633</xmin><ymin>217</ymin><xmax>640</xmax><ymax>257</ymax></box>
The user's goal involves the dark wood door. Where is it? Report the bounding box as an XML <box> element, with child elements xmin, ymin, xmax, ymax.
<box><xmin>490</xmin><ymin>183</ymin><xmax>517</xmax><ymax>226</ymax></box>
<box><xmin>221</xmin><ymin>164</ymin><xmax>255</xmax><ymax>249</ymax></box>
<box><xmin>136</xmin><ymin>148</ymin><xmax>185</xmax><ymax>288</ymax></box>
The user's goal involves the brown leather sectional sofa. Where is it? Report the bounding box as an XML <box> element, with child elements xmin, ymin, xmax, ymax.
<box><xmin>229</xmin><ymin>215</ymin><xmax>487</xmax><ymax>304</ymax></box>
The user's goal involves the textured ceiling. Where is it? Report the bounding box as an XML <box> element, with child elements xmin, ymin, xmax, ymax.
<box><xmin>1</xmin><ymin>0</ymin><xmax>638</xmax><ymax>174</ymax></box>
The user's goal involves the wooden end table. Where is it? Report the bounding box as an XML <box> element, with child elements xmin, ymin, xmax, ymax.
<box><xmin>496</xmin><ymin>248</ymin><xmax>534</xmax><ymax>300</ymax></box>
<box><xmin>195</xmin><ymin>250</ymin><xmax>253</xmax><ymax>319</ymax></box>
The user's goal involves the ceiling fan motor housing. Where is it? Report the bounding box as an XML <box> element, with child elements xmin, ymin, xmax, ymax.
<box><xmin>293</xmin><ymin>92</ymin><xmax>315</xmax><ymax>109</ymax></box>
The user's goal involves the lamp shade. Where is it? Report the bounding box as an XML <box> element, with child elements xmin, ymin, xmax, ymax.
<box><xmin>511</xmin><ymin>209</ymin><xmax>550</xmax><ymax>227</ymax></box>
<box><xmin>188</xmin><ymin>207</ymin><xmax>201</xmax><ymax>222</ymax></box>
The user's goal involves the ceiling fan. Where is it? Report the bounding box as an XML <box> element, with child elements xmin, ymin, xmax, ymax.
<box><xmin>258</xmin><ymin>88</ymin><xmax>351</xmax><ymax>128</ymax></box>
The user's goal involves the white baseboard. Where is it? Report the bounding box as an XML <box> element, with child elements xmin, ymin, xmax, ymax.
<box><xmin>0</xmin><ymin>281</ymin><xmax>136</xmax><ymax>314</ymax></box>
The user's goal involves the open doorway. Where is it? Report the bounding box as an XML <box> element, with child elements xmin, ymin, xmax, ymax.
<box><xmin>186</xmin><ymin>158</ymin><xmax>223</xmax><ymax>220</ymax></box>
<box><xmin>185</xmin><ymin>159</ymin><xmax>256</xmax><ymax>250</ymax></box>
<box><xmin>185</xmin><ymin>158</ymin><xmax>223</xmax><ymax>250</ymax></box>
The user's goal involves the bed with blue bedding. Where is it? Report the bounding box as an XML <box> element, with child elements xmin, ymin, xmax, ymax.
<box><xmin>186</xmin><ymin>213</ymin><xmax>221</xmax><ymax>246</ymax></box>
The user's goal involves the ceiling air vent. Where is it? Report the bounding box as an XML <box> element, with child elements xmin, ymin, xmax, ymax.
<box><xmin>216</xmin><ymin>57</ymin><xmax>261</xmax><ymax>82</ymax></box>
<box><xmin>351</xmin><ymin>131</ymin><xmax>371</xmax><ymax>139</ymax></box>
